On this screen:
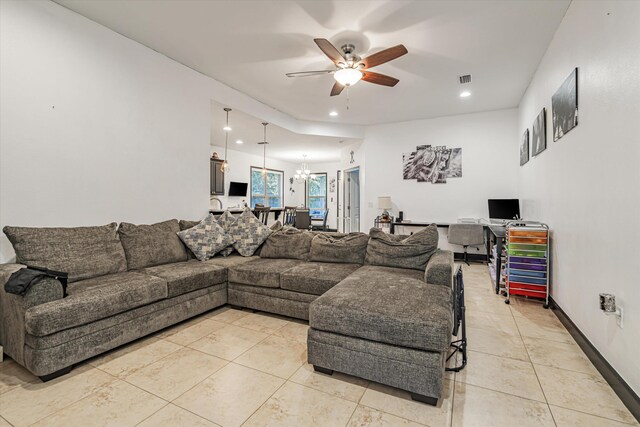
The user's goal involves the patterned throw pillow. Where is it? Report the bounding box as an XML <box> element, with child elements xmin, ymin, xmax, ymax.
<box><xmin>228</xmin><ymin>208</ymin><xmax>273</xmax><ymax>257</ymax></box>
<box><xmin>216</xmin><ymin>210</ymin><xmax>237</xmax><ymax>257</ymax></box>
<box><xmin>176</xmin><ymin>214</ymin><xmax>234</xmax><ymax>261</ymax></box>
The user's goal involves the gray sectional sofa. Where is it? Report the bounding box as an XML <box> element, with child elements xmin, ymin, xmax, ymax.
<box><xmin>1</xmin><ymin>219</ymin><xmax>455</xmax><ymax>404</ymax></box>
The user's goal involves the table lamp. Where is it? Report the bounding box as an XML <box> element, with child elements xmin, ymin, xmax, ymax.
<box><xmin>377</xmin><ymin>196</ymin><xmax>392</xmax><ymax>221</ymax></box>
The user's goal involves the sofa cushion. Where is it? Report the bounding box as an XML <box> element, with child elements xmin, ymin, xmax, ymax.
<box><xmin>259</xmin><ymin>227</ymin><xmax>314</xmax><ymax>260</ymax></box>
<box><xmin>204</xmin><ymin>254</ymin><xmax>260</xmax><ymax>268</ymax></box>
<box><xmin>25</xmin><ymin>272</ymin><xmax>167</xmax><ymax>336</ymax></box>
<box><xmin>118</xmin><ymin>219</ymin><xmax>188</xmax><ymax>269</ymax></box>
<box><xmin>228</xmin><ymin>258</ymin><xmax>303</xmax><ymax>288</ymax></box>
<box><xmin>177</xmin><ymin>214</ymin><xmax>234</xmax><ymax>261</ymax></box>
<box><xmin>228</xmin><ymin>209</ymin><xmax>272</xmax><ymax>256</ymax></box>
<box><xmin>365</xmin><ymin>225</ymin><xmax>439</xmax><ymax>271</ymax></box>
<box><xmin>142</xmin><ymin>260</ymin><xmax>226</xmax><ymax>298</ymax></box>
<box><xmin>280</xmin><ymin>262</ymin><xmax>361</xmax><ymax>295</ymax></box>
<box><xmin>216</xmin><ymin>210</ymin><xmax>238</xmax><ymax>257</ymax></box>
<box><xmin>309</xmin><ymin>233</ymin><xmax>369</xmax><ymax>264</ymax></box>
<box><xmin>309</xmin><ymin>265</ymin><xmax>453</xmax><ymax>352</ymax></box>
<box><xmin>3</xmin><ymin>223</ymin><xmax>127</xmax><ymax>282</ymax></box>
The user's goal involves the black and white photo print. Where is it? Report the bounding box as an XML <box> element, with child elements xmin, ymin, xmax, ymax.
<box><xmin>532</xmin><ymin>108</ymin><xmax>547</xmax><ymax>156</ymax></box>
<box><xmin>520</xmin><ymin>129</ymin><xmax>530</xmax><ymax>166</ymax></box>
<box><xmin>552</xmin><ymin>68</ymin><xmax>578</xmax><ymax>141</ymax></box>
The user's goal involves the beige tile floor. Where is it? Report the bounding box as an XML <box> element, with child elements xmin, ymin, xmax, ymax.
<box><xmin>0</xmin><ymin>264</ymin><xmax>638</xmax><ymax>427</ymax></box>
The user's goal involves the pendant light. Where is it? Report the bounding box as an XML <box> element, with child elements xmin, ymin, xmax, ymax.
<box><xmin>258</xmin><ymin>122</ymin><xmax>269</xmax><ymax>175</ymax></box>
<box><xmin>221</xmin><ymin>108</ymin><xmax>232</xmax><ymax>173</ymax></box>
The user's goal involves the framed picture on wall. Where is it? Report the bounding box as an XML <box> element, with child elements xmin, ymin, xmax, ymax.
<box><xmin>532</xmin><ymin>108</ymin><xmax>547</xmax><ymax>156</ymax></box>
<box><xmin>552</xmin><ymin>67</ymin><xmax>578</xmax><ymax>141</ymax></box>
<box><xmin>520</xmin><ymin>129</ymin><xmax>530</xmax><ymax>166</ymax></box>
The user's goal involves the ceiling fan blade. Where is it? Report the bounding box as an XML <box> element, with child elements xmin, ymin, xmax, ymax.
<box><xmin>362</xmin><ymin>71</ymin><xmax>400</xmax><ymax>87</ymax></box>
<box><xmin>360</xmin><ymin>45</ymin><xmax>408</xmax><ymax>69</ymax></box>
<box><xmin>286</xmin><ymin>70</ymin><xmax>335</xmax><ymax>77</ymax></box>
<box><xmin>314</xmin><ymin>38</ymin><xmax>346</xmax><ymax>65</ymax></box>
<box><xmin>330</xmin><ymin>82</ymin><xmax>345</xmax><ymax>96</ymax></box>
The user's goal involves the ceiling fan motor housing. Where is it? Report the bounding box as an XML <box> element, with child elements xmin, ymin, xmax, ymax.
<box><xmin>340</xmin><ymin>44</ymin><xmax>360</xmax><ymax>67</ymax></box>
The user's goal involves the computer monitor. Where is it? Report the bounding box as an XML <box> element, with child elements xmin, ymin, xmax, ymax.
<box><xmin>228</xmin><ymin>181</ymin><xmax>248</xmax><ymax>197</ymax></box>
<box><xmin>488</xmin><ymin>199</ymin><xmax>520</xmax><ymax>220</ymax></box>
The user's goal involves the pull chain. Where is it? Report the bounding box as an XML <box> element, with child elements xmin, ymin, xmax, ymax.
<box><xmin>346</xmin><ymin>85</ymin><xmax>350</xmax><ymax>110</ymax></box>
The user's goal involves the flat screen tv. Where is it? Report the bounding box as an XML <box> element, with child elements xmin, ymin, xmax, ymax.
<box><xmin>228</xmin><ymin>181</ymin><xmax>248</xmax><ymax>197</ymax></box>
<box><xmin>488</xmin><ymin>199</ymin><xmax>520</xmax><ymax>220</ymax></box>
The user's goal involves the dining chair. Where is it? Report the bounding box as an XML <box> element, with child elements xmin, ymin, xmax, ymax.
<box><xmin>283</xmin><ymin>206</ymin><xmax>297</xmax><ymax>226</ymax></box>
<box><xmin>253</xmin><ymin>206</ymin><xmax>270</xmax><ymax>225</ymax></box>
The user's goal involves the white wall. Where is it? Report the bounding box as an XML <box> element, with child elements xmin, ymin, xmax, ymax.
<box><xmin>0</xmin><ymin>0</ymin><xmax>216</xmax><ymax>262</ymax></box>
<box><xmin>517</xmin><ymin>1</ymin><xmax>640</xmax><ymax>393</ymax></box>
<box><xmin>209</xmin><ymin>145</ymin><xmax>305</xmax><ymax>211</ymax></box>
<box><xmin>362</xmin><ymin>109</ymin><xmax>519</xmax><ymax>229</ymax></box>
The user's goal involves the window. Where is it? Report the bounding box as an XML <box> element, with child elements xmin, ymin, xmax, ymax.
<box><xmin>306</xmin><ymin>173</ymin><xmax>327</xmax><ymax>219</ymax></box>
<box><xmin>250</xmin><ymin>167</ymin><xmax>284</xmax><ymax>208</ymax></box>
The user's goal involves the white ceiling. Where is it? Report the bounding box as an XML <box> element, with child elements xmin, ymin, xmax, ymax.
<box><xmin>211</xmin><ymin>102</ymin><xmax>356</xmax><ymax>163</ymax></box>
<box><xmin>54</xmin><ymin>0</ymin><xmax>570</xmax><ymax>126</ymax></box>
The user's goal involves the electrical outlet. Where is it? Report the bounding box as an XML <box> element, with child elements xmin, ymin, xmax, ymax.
<box><xmin>368</xmin><ymin>202</ymin><xmax>373</xmax><ymax>208</ymax></box>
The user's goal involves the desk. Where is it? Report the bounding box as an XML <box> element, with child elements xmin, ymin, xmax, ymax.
<box><xmin>210</xmin><ymin>208</ymin><xmax>284</xmax><ymax>221</ymax></box>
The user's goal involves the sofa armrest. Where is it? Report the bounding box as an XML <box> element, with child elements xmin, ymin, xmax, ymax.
<box><xmin>425</xmin><ymin>250</ymin><xmax>454</xmax><ymax>288</ymax></box>
<box><xmin>0</xmin><ymin>264</ymin><xmax>65</xmax><ymax>365</ymax></box>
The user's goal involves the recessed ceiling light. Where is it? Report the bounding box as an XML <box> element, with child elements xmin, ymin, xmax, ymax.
<box><xmin>235</xmin><ymin>140</ymin><xmax>243</xmax><ymax>144</ymax></box>
<box><xmin>460</xmin><ymin>91</ymin><xmax>471</xmax><ymax>98</ymax></box>
<box><xmin>329</xmin><ymin>111</ymin><xmax>338</xmax><ymax>117</ymax></box>
<box><xmin>223</xmin><ymin>125</ymin><xmax>232</xmax><ymax>131</ymax></box>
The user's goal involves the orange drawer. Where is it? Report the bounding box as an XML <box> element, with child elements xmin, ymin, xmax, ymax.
<box><xmin>509</xmin><ymin>237</ymin><xmax>547</xmax><ymax>244</ymax></box>
<box><xmin>510</xmin><ymin>230</ymin><xmax>547</xmax><ymax>238</ymax></box>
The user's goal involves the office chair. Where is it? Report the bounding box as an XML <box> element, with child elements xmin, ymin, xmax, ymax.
<box><xmin>448</xmin><ymin>224</ymin><xmax>485</xmax><ymax>265</ymax></box>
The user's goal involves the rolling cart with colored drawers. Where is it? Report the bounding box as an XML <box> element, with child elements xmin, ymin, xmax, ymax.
<box><xmin>504</xmin><ymin>221</ymin><xmax>550</xmax><ymax>308</ymax></box>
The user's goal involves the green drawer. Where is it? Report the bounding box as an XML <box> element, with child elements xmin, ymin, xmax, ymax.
<box><xmin>509</xmin><ymin>243</ymin><xmax>547</xmax><ymax>251</ymax></box>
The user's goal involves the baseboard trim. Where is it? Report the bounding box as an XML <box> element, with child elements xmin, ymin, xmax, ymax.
<box><xmin>550</xmin><ymin>297</ymin><xmax>640</xmax><ymax>422</ymax></box>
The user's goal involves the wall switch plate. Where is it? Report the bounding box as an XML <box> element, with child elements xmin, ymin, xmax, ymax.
<box><xmin>368</xmin><ymin>202</ymin><xmax>373</xmax><ymax>208</ymax></box>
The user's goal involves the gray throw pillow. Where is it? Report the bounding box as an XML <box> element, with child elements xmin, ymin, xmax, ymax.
<box><xmin>309</xmin><ymin>232</ymin><xmax>369</xmax><ymax>264</ymax></box>
<box><xmin>177</xmin><ymin>214</ymin><xmax>234</xmax><ymax>261</ymax></box>
<box><xmin>228</xmin><ymin>209</ymin><xmax>273</xmax><ymax>257</ymax></box>
<box><xmin>3</xmin><ymin>223</ymin><xmax>127</xmax><ymax>282</ymax></box>
<box><xmin>365</xmin><ymin>225</ymin><xmax>439</xmax><ymax>271</ymax></box>
<box><xmin>118</xmin><ymin>219</ymin><xmax>188</xmax><ymax>270</ymax></box>
<box><xmin>259</xmin><ymin>226</ymin><xmax>314</xmax><ymax>260</ymax></box>
<box><xmin>216</xmin><ymin>210</ymin><xmax>238</xmax><ymax>257</ymax></box>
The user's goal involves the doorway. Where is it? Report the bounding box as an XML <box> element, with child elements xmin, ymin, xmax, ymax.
<box><xmin>339</xmin><ymin>167</ymin><xmax>360</xmax><ymax>233</ymax></box>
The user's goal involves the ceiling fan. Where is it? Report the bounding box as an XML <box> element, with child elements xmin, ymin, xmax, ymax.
<box><xmin>286</xmin><ymin>38</ymin><xmax>408</xmax><ymax>96</ymax></box>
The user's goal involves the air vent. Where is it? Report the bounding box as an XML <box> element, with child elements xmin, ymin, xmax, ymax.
<box><xmin>458</xmin><ymin>74</ymin><xmax>472</xmax><ymax>84</ymax></box>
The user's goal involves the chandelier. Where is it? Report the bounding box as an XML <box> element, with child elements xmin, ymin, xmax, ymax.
<box><xmin>294</xmin><ymin>155</ymin><xmax>314</xmax><ymax>181</ymax></box>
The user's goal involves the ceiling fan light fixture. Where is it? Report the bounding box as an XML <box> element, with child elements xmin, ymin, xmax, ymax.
<box><xmin>334</xmin><ymin>68</ymin><xmax>362</xmax><ymax>87</ymax></box>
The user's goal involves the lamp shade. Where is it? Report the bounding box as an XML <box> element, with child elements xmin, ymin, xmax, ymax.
<box><xmin>334</xmin><ymin>68</ymin><xmax>363</xmax><ymax>86</ymax></box>
<box><xmin>377</xmin><ymin>196</ymin><xmax>392</xmax><ymax>210</ymax></box>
